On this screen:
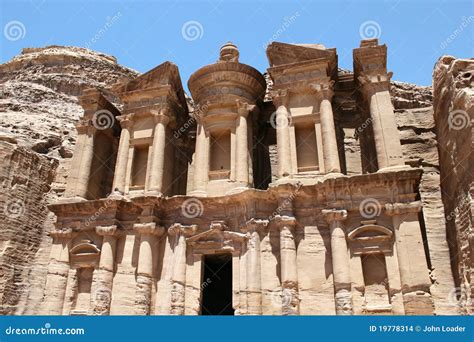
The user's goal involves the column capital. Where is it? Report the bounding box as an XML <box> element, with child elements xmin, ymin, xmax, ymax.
<box><xmin>235</xmin><ymin>99</ymin><xmax>255</xmax><ymax>117</ymax></box>
<box><xmin>310</xmin><ymin>80</ymin><xmax>335</xmax><ymax>101</ymax></box>
<box><xmin>321</xmin><ymin>209</ymin><xmax>348</xmax><ymax>223</ymax></box>
<box><xmin>49</xmin><ymin>228</ymin><xmax>74</xmax><ymax>239</ymax></box>
<box><xmin>270</xmin><ymin>88</ymin><xmax>290</xmax><ymax>107</ymax></box>
<box><xmin>241</xmin><ymin>218</ymin><xmax>269</xmax><ymax>234</ymax></box>
<box><xmin>76</xmin><ymin>119</ymin><xmax>96</xmax><ymax>135</ymax></box>
<box><xmin>272</xmin><ymin>215</ymin><xmax>297</xmax><ymax>231</ymax></box>
<box><xmin>95</xmin><ymin>225</ymin><xmax>119</xmax><ymax>237</ymax></box>
<box><xmin>117</xmin><ymin>114</ymin><xmax>134</xmax><ymax>128</ymax></box>
<box><xmin>384</xmin><ymin>201</ymin><xmax>422</xmax><ymax>216</ymax></box>
<box><xmin>358</xmin><ymin>72</ymin><xmax>393</xmax><ymax>94</ymax></box>
<box><xmin>133</xmin><ymin>222</ymin><xmax>165</xmax><ymax>236</ymax></box>
<box><xmin>168</xmin><ymin>223</ymin><xmax>198</xmax><ymax>237</ymax></box>
<box><xmin>151</xmin><ymin>112</ymin><xmax>170</xmax><ymax>125</ymax></box>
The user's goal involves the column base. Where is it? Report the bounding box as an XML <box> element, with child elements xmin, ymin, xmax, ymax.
<box><xmin>108</xmin><ymin>191</ymin><xmax>125</xmax><ymax>200</ymax></box>
<box><xmin>225</xmin><ymin>184</ymin><xmax>250</xmax><ymax>195</ymax></box>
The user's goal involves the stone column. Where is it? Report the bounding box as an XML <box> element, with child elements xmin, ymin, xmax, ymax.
<box><xmin>112</xmin><ymin>115</ymin><xmax>133</xmax><ymax>194</ymax></box>
<box><xmin>385</xmin><ymin>201</ymin><xmax>433</xmax><ymax>314</ymax></box>
<box><xmin>274</xmin><ymin>215</ymin><xmax>299</xmax><ymax>315</ymax></box>
<box><xmin>148</xmin><ymin>114</ymin><xmax>170</xmax><ymax>194</ymax></box>
<box><xmin>92</xmin><ymin>225</ymin><xmax>119</xmax><ymax>315</ymax></box>
<box><xmin>65</xmin><ymin>122</ymin><xmax>96</xmax><ymax>199</ymax></box>
<box><xmin>168</xmin><ymin>223</ymin><xmax>197</xmax><ymax>315</ymax></box>
<box><xmin>192</xmin><ymin>115</ymin><xmax>209</xmax><ymax>196</ymax></box>
<box><xmin>241</xmin><ymin>219</ymin><xmax>268</xmax><ymax>315</ymax></box>
<box><xmin>312</xmin><ymin>82</ymin><xmax>341</xmax><ymax>174</ymax></box>
<box><xmin>322</xmin><ymin>209</ymin><xmax>352</xmax><ymax>315</ymax></box>
<box><xmin>133</xmin><ymin>222</ymin><xmax>164</xmax><ymax>315</ymax></box>
<box><xmin>42</xmin><ymin>229</ymin><xmax>73</xmax><ymax>315</ymax></box>
<box><xmin>272</xmin><ymin>89</ymin><xmax>292</xmax><ymax>178</ymax></box>
<box><xmin>358</xmin><ymin>73</ymin><xmax>405</xmax><ymax>171</ymax></box>
<box><xmin>235</xmin><ymin>101</ymin><xmax>251</xmax><ymax>187</ymax></box>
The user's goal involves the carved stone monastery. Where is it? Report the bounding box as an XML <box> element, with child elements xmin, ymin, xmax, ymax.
<box><xmin>39</xmin><ymin>39</ymin><xmax>467</xmax><ymax>315</ymax></box>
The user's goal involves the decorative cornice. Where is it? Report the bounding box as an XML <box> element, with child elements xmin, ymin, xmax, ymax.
<box><xmin>384</xmin><ymin>201</ymin><xmax>422</xmax><ymax>216</ymax></box>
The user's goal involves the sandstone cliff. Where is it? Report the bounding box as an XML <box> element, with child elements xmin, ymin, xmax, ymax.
<box><xmin>433</xmin><ymin>56</ymin><xmax>473</xmax><ymax>314</ymax></box>
<box><xmin>0</xmin><ymin>46</ymin><xmax>137</xmax><ymax>314</ymax></box>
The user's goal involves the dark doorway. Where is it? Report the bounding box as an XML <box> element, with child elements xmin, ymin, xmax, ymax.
<box><xmin>201</xmin><ymin>253</ymin><xmax>234</xmax><ymax>315</ymax></box>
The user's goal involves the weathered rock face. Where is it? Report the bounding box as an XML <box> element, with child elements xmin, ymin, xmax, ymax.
<box><xmin>0</xmin><ymin>141</ymin><xmax>57</xmax><ymax>314</ymax></box>
<box><xmin>0</xmin><ymin>46</ymin><xmax>138</xmax><ymax>315</ymax></box>
<box><xmin>433</xmin><ymin>56</ymin><xmax>473</xmax><ymax>314</ymax></box>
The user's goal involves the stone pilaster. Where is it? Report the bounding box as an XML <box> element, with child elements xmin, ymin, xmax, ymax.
<box><xmin>112</xmin><ymin>114</ymin><xmax>134</xmax><ymax>194</ymax></box>
<box><xmin>92</xmin><ymin>225</ymin><xmax>119</xmax><ymax>315</ymax></box>
<box><xmin>168</xmin><ymin>223</ymin><xmax>197</xmax><ymax>315</ymax></box>
<box><xmin>358</xmin><ymin>73</ymin><xmax>406</xmax><ymax>171</ymax></box>
<box><xmin>64</xmin><ymin>121</ymin><xmax>96</xmax><ymax>199</ymax></box>
<box><xmin>148</xmin><ymin>113</ymin><xmax>170</xmax><ymax>194</ymax></box>
<box><xmin>273</xmin><ymin>215</ymin><xmax>299</xmax><ymax>315</ymax></box>
<box><xmin>42</xmin><ymin>229</ymin><xmax>73</xmax><ymax>315</ymax></box>
<box><xmin>271</xmin><ymin>89</ymin><xmax>292</xmax><ymax>178</ymax></box>
<box><xmin>241</xmin><ymin>218</ymin><xmax>269</xmax><ymax>315</ymax></box>
<box><xmin>322</xmin><ymin>209</ymin><xmax>352</xmax><ymax>315</ymax></box>
<box><xmin>312</xmin><ymin>82</ymin><xmax>341</xmax><ymax>174</ymax></box>
<box><xmin>133</xmin><ymin>222</ymin><xmax>165</xmax><ymax>315</ymax></box>
<box><xmin>385</xmin><ymin>201</ymin><xmax>434</xmax><ymax>314</ymax></box>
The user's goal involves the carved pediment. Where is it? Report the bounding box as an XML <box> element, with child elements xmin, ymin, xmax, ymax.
<box><xmin>348</xmin><ymin>223</ymin><xmax>393</xmax><ymax>255</ymax></box>
<box><xmin>187</xmin><ymin>221</ymin><xmax>247</xmax><ymax>253</ymax></box>
<box><xmin>70</xmin><ymin>239</ymin><xmax>100</xmax><ymax>268</ymax></box>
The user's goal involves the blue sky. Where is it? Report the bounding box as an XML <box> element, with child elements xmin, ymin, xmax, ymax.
<box><xmin>1</xmin><ymin>0</ymin><xmax>472</xmax><ymax>90</ymax></box>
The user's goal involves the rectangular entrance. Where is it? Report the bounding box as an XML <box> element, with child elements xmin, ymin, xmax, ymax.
<box><xmin>201</xmin><ymin>253</ymin><xmax>234</xmax><ymax>315</ymax></box>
